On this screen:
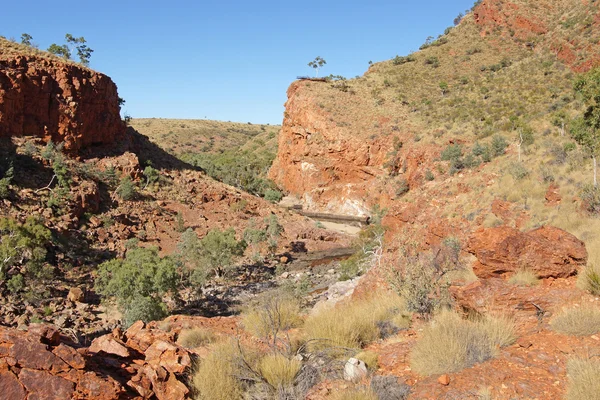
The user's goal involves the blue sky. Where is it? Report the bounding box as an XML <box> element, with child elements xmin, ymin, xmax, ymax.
<box><xmin>3</xmin><ymin>0</ymin><xmax>476</xmax><ymax>124</ymax></box>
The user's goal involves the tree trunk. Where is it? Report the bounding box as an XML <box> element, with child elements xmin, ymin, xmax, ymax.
<box><xmin>594</xmin><ymin>154</ymin><xmax>597</xmax><ymax>188</ymax></box>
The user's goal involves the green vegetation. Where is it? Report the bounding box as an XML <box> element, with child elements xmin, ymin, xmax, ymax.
<box><xmin>184</xmin><ymin>150</ymin><xmax>280</xmax><ymax>199</ymax></box>
<box><xmin>96</xmin><ymin>246</ymin><xmax>179</xmax><ymax>326</ymax></box>
<box><xmin>116</xmin><ymin>176</ymin><xmax>137</xmax><ymax>200</ymax></box>
<box><xmin>0</xmin><ymin>217</ymin><xmax>51</xmax><ymax>287</ymax></box>
<box><xmin>577</xmin><ymin>264</ymin><xmax>600</xmax><ymax>295</ymax></box>
<box><xmin>572</xmin><ymin>67</ymin><xmax>600</xmax><ymax>187</ymax></box>
<box><xmin>308</xmin><ymin>56</ymin><xmax>327</xmax><ymax>77</ymax></box>
<box><xmin>177</xmin><ymin>228</ymin><xmax>246</xmax><ymax>279</ymax></box>
<box><xmin>48</xmin><ymin>34</ymin><xmax>93</xmax><ymax>65</ymax></box>
<box><xmin>410</xmin><ymin>311</ymin><xmax>516</xmax><ymax>375</ymax></box>
<box><xmin>191</xmin><ymin>341</ymin><xmax>244</xmax><ymax>400</ymax></box>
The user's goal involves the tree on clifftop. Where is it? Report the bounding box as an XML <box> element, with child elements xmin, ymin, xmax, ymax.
<box><xmin>308</xmin><ymin>56</ymin><xmax>326</xmax><ymax>77</ymax></box>
<box><xmin>20</xmin><ymin>33</ymin><xmax>33</xmax><ymax>46</ymax></box>
<box><xmin>66</xmin><ymin>34</ymin><xmax>94</xmax><ymax>66</ymax></box>
<box><xmin>572</xmin><ymin>67</ymin><xmax>600</xmax><ymax>187</ymax></box>
<box><xmin>47</xmin><ymin>43</ymin><xmax>71</xmax><ymax>59</ymax></box>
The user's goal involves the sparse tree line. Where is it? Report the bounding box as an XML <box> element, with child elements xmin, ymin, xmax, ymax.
<box><xmin>16</xmin><ymin>32</ymin><xmax>94</xmax><ymax>66</ymax></box>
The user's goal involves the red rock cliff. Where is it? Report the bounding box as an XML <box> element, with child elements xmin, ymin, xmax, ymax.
<box><xmin>0</xmin><ymin>53</ymin><xmax>125</xmax><ymax>150</ymax></box>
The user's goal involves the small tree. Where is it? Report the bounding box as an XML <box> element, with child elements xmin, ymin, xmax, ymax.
<box><xmin>308</xmin><ymin>56</ymin><xmax>326</xmax><ymax>77</ymax></box>
<box><xmin>572</xmin><ymin>68</ymin><xmax>600</xmax><ymax>187</ymax></box>
<box><xmin>20</xmin><ymin>33</ymin><xmax>33</xmax><ymax>46</ymax></box>
<box><xmin>198</xmin><ymin>228</ymin><xmax>247</xmax><ymax>278</ymax></box>
<box><xmin>47</xmin><ymin>43</ymin><xmax>71</xmax><ymax>59</ymax></box>
<box><xmin>66</xmin><ymin>34</ymin><xmax>93</xmax><ymax>66</ymax></box>
<box><xmin>96</xmin><ymin>246</ymin><xmax>179</xmax><ymax>326</ymax></box>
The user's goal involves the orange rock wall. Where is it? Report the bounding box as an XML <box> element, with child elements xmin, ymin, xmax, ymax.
<box><xmin>0</xmin><ymin>55</ymin><xmax>125</xmax><ymax>150</ymax></box>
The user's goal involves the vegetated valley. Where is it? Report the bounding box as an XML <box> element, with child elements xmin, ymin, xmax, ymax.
<box><xmin>1</xmin><ymin>0</ymin><xmax>600</xmax><ymax>399</ymax></box>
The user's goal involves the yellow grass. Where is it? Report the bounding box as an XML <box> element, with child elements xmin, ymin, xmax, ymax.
<box><xmin>191</xmin><ymin>341</ymin><xmax>243</xmax><ymax>400</ymax></box>
<box><xmin>550</xmin><ymin>303</ymin><xmax>600</xmax><ymax>336</ymax></box>
<box><xmin>258</xmin><ymin>353</ymin><xmax>302</xmax><ymax>389</ymax></box>
<box><xmin>410</xmin><ymin>311</ymin><xmax>516</xmax><ymax>375</ymax></box>
<box><xmin>176</xmin><ymin>328</ymin><xmax>217</xmax><ymax>348</ymax></box>
<box><xmin>566</xmin><ymin>357</ymin><xmax>600</xmax><ymax>400</ymax></box>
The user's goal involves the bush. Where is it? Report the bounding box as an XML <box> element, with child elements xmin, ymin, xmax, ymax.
<box><xmin>491</xmin><ymin>135</ymin><xmax>508</xmax><ymax>157</ymax></box>
<box><xmin>370</xmin><ymin>375</ymin><xmax>411</xmax><ymax>400</ymax></box>
<box><xmin>425</xmin><ymin>170</ymin><xmax>434</xmax><ymax>181</ymax></box>
<box><xmin>332</xmin><ymin>388</ymin><xmax>377</xmax><ymax>400</ymax></box>
<box><xmin>241</xmin><ymin>294</ymin><xmax>303</xmax><ymax>342</ymax></box>
<box><xmin>304</xmin><ymin>292</ymin><xmax>407</xmax><ymax>352</ymax></box>
<box><xmin>191</xmin><ymin>342</ymin><xmax>244</xmax><ymax>400</ymax></box>
<box><xmin>123</xmin><ymin>295</ymin><xmax>167</xmax><ymax>328</ymax></box>
<box><xmin>177</xmin><ymin>328</ymin><xmax>217</xmax><ymax>348</ymax></box>
<box><xmin>550</xmin><ymin>304</ymin><xmax>600</xmax><ymax>336</ymax></box>
<box><xmin>0</xmin><ymin>217</ymin><xmax>51</xmax><ymax>283</ymax></box>
<box><xmin>355</xmin><ymin>351</ymin><xmax>379</xmax><ymax>371</ymax></box>
<box><xmin>577</xmin><ymin>264</ymin><xmax>600</xmax><ymax>295</ymax></box>
<box><xmin>508</xmin><ymin>268</ymin><xmax>539</xmax><ymax>286</ymax></box>
<box><xmin>392</xmin><ymin>54</ymin><xmax>415</xmax><ymax>65</ymax></box>
<box><xmin>441</xmin><ymin>144</ymin><xmax>463</xmax><ymax>162</ymax></box>
<box><xmin>116</xmin><ymin>176</ymin><xmax>137</xmax><ymax>200</ymax></box>
<box><xmin>580</xmin><ymin>185</ymin><xmax>600</xmax><ymax>214</ymax></box>
<box><xmin>566</xmin><ymin>357</ymin><xmax>600</xmax><ymax>400</ymax></box>
<box><xmin>508</xmin><ymin>162</ymin><xmax>530</xmax><ymax>180</ymax></box>
<box><xmin>264</xmin><ymin>189</ymin><xmax>283</xmax><ymax>203</ymax></box>
<box><xmin>410</xmin><ymin>311</ymin><xmax>516</xmax><ymax>375</ymax></box>
<box><xmin>258</xmin><ymin>353</ymin><xmax>302</xmax><ymax>389</ymax></box>
<box><xmin>395</xmin><ymin>178</ymin><xmax>409</xmax><ymax>196</ymax></box>
<box><xmin>96</xmin><ymin>246</ymin><xmax>179</xmax><ymax>326</ymax></box>
<box><xmin>142</xmin><ymin>165</ymin><xmax>160</xmax><ymax>188</ymax></box>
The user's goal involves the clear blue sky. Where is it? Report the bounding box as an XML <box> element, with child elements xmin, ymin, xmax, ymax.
<box><xmin>3</xmin><ymin>0</ymin><xmax>476</xmax><ymax>124</ymax></box>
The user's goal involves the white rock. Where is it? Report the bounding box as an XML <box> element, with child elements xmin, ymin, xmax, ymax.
<box><xmin>343</xmin><ymin>357</ymin><xmax>368</xmax><ymax>382</ymax></box>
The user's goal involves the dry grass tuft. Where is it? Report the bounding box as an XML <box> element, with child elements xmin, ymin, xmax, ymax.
<box><xmin>331</xmin><ymin>387</ymin><xmax>378</xmax><ymax>400</ymax></box>
<box><xmin>550</xmin><ymin>304</ymin><xmax>600</xmax><ymax>336</ymax></box>
<box><xmin>191</xmin><ymin>341</ymin><xmax>243</xmax><ymax>400</ymax></box>
<box><xmin>355</xmin><ymin>351</ymin><xmax>379</xmax><ymax>371</ymax></box>
<box><xmin>410</xmin><ymin>311</ymin><xmax>516</xmax><ymax>375</ymax></box>
<box><xmin>258</xmin><ymin>353</ymin><xmax>302</xmax><ymax>389</ymax></box>
<box><xmin>177</xmin><ymin>327</ymin><xmax>217</xmax><ymax>348</ymax></box>
<box><xmin>304</xmin><ymin>292</ymin><xmax>408</xmax><ymax>351</ymax></box>
<box><xmin>566</xmin><ymin>357</ymin><xmax>600</xmax><ymax>400</ymax></box>
<box><xmin>241</xmin><ymin>294</ymin><xmax>303</xmax><ymax>340</ymax></box>
<box><xmin>508</xmin><ymin>268</ymin><xmax>539</xmax><ymax>287</ymax></box>
<box><xmin>577</xmin><ymin>264</ymin><xmax>600</xmax><ymax>295</ymax></box>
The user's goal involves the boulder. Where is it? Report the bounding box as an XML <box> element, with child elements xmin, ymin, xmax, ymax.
<box><xmin>67</xmin><ymin>287</ymin><xmax>85</xmax><ymax>303</ymax></box>
<box><xmin>19</xmin><ymin>368</ymin><xmax>74</xmax><ymax>400</ymax></box>
<box><xmin>88</xmin><ymin>334</ymin><xmax>130</xmax><ymax>358</ymax></box>
<box><xmin>343</xmin><ymin>357</ymin><xmax>368</xmax><ymax>382</ymax></box>
<box><xmin>467</xmin><ymin>225</ymin><xmax>587</xmax><ymax>278</ymax></box>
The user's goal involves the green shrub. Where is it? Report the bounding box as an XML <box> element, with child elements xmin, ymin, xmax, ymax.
<box><xmin>96</xmin><ymin>246</ymin><xmax>179</xmax><ymax>326</ymax></box>
<box><xmin>0</xmin><ymin>217</ymin><xmax>51</xmax><ymax>283</ymax></box>
<box><xmin>116</xmin><ymin>176</ymin><xmax>137</xmax><ymax>200</ymax></box>
<box><xmin>425</xmin><ymin>170</ymin><xmax>434</xmax><ymax>181</ymax></box>
<box><xmin>142</xmin><ymin>165</ymin><xmax>160</xmax><ymax>188</ymax></box>
<box><xmin>508</xmin><ymin>162</ymin><xmax>530</xmax><ymax>180</ymax></box>
<box><xmin>441</xmin><ymin>144</ymin><xmax>463</xmax><ymax>161</ymax></box>
<box><xmin>264</xmin><ymin>189</ymin><xmax>283</xmax><ymax>203</ymax></box>
<box><xmin>491</xmin><ymin>135</ymin><xmax>508</xmax><ymax>157</ymax></box>
<box><xmin>392</xmin><ymin>54</ymin><xmax>415</xmax><ymax>65</ymax></box>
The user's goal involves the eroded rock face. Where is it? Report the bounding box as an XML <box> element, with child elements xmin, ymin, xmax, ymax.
<box><xmin>467</xmin><ymin>225</ymin><xmax>587</xmax><ymax>278</ymax></box>
<box><xmin>0</xmin><ymin>322</ymin><xmax>193</xmax><ymax>400</ymax></box>
<box><xmin>0</xmin><ymin>54</ymin><xmax>125</xmax><ymax>150</ymax></box>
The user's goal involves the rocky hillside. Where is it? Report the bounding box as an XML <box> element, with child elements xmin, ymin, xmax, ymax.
<box><xmin>0</xmin><ymin>38</ymin><xmax>125</xmax><ymax>150</ymax></box>
<box><xmin>270</xmin><ymin>0</ymin><xmax>600</xmax><ymax>217</ymax></box>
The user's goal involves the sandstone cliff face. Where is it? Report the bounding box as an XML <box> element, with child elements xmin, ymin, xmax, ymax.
<box><xmin>270</xmin><ymin>81</ymin><xmax>393</xmax><ymax>216</ymax></box>
<box><xmin>0</xmin><ymin>53</ymin><xmax>125</xmax><ymax>150</ymax></box>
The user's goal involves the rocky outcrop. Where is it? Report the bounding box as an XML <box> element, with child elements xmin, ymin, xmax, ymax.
<box><xmin>467</xmin><ymin>225</ymin><xmax>587</xmax><ymax>278</ymax></box>
<box><xmin>0</xmin><ymin>50</ymin><xmax>125</xmax><ymax>150</ymax></box>
<box><xmin>0</xmin><ymin>322</ymin><xmax>193</xmax><ymax>400</ymax></box>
